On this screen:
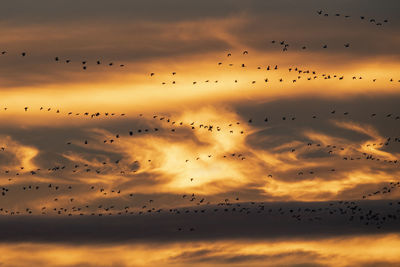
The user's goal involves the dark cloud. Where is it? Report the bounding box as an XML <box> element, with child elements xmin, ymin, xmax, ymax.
<box><xmin>1</xmin><ymin>0</ymin><xmax>398</xmax><ymax>25</ymax></box>
<box><xmin>0</xmin><ymin>0</ymin><xmax>240</xmax><ymax>25</ymax></box>
<box><xmin>170</xmin><ymin>248</ymin><xmax>322</xmax><ymax>264</ymax></box>
<box><xmin>359</xmin><ymin>261</ymin><xmax>400</xmax><ymax>267</ymax></box>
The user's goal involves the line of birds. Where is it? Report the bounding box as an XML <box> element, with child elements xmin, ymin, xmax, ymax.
<box><xmin>149</xmin><ymin>55</ymin><xmax>400</xmax><ymax>85</ymax></box>
<box><xmin>0</xmin><ymin>189</ymin><xmax>398</xmax><ymax>232</ymax></box>
<box><xmin>363</xmin><ymin>181</ymin><xmax>400</xmax><ymax>199</ymax></box>
<box><xmin>3</xmin><ymin>104</ymin><xmax>400</xmax><ymax>122</ymax></box>
<box><xmin>2</xmin><ymin>106</ymin><xmax>400</xmax><ymax>141</ymax></box>
<box><xmin>0</xmin><ymin>51</ymin><xmax>125</xmax><ymax>70</ymax></box>
<box><xmin>271</xmin><ymin>40</ymin><xmax>351</xmax><ymax>52</ymax></box>
<box><xmin>317</xmin><ymin>10</ymin><xmax>389</xmax><ymax>26</ymax></box>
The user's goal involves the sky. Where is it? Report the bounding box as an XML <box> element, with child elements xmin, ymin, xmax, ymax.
<box><xmin>0</xmin><ymin>0</ymin><xmax>400</xmax><ymax>266</ymax></box>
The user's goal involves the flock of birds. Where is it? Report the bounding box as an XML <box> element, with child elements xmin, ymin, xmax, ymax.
<box><xmin>0</xmin><ymin>8</ymin><xmax>398</xmax><ymax>237</ymax></box>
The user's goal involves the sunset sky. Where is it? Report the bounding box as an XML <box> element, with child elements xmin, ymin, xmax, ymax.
<box><xmin>0</xmin><ymin>0</ymin><xmax>400</xmax><ymax>266</ymax></box>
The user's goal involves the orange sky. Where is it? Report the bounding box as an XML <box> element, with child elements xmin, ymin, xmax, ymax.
<box><xmin>0</xmin><ymin>0</ymin><xmax>399</xmax><ymax>266</ymax></box>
